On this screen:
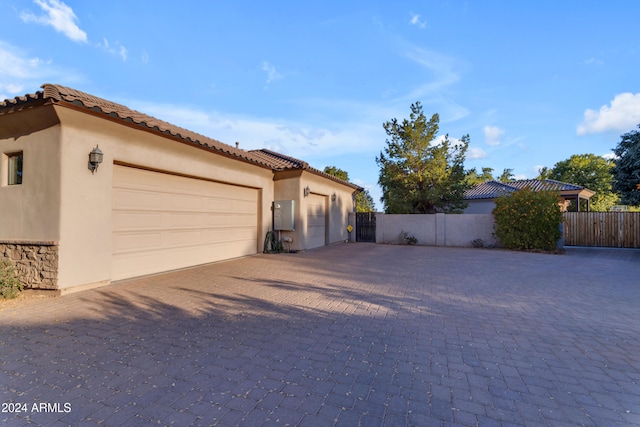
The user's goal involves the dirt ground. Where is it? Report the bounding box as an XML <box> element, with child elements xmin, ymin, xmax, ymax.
<box><xmin>0</xmin><ymin>289</ymin><xmax>59</xmax><ymax>311</ymax></box>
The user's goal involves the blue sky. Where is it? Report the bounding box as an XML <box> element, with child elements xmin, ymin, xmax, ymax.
<box><xmin>2</xmin><ymin>1</ymin><xmax>640</xmax><ymax>209</ymax></box>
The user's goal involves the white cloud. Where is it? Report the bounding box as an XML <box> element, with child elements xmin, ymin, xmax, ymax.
<box><xmin>409</xmin><ymin>13</ymin><xmax>426</xmax><ymax>29</ymax></box>
<box><xmin>21</xmin><ymin>0</ymin><xmax>87</xmax><ymax>43</ymax></box>
<box><xmin>467</xmin><ymin>147</ymin><xmax>486</xmax><ymax>159</ymax></box>
<box><xmin>399</xmin><ymin>46</ymin><xmax>469</xmax><ymax>121</ymax></box>
<box><xmin>584</xmin><ymin>57</ymin><xmax>603</xmax><ymax>66</ymax></box>
<box><xmin>97</xmin><ymin>38</ymin><xmax>127</xmax><ymax>61</ymax></box>
<box><xmin>0</xmin><ymin>41</ymin><xmax>75</xmax><ymax>99</ymax></box>
<box><xmin>262</xmin><ymin>61</ymin><xmax>283</xmax><ymax>84</ymax></box>
<box><xmin>402</xmin><ymin>47</ymin><xmax>460</xmax><ymax>95</ymax></box>
<box><xmin>127</xmin><ymin>101</ymin><xmax>382</xmax><ymax>161</ymax></box>
<box><xmin>483</xmin><ymin>125</ymin><xmax>505</xmax><ymax>146</ymax></box>
<box><xmin>577</xmin><ymin>92</ymin><xmax>640</xmax><ymax>135</ymax></box>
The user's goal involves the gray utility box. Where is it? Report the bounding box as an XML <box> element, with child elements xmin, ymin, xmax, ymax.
<box><xmin>273</xmin><ymin>200</ymin><xmax>295</xmax><ymax>231</ymax></box>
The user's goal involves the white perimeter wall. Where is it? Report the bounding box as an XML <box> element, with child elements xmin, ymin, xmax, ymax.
<box><xmin>375</xmin><ymin>213</ymin><xmax>498</xmax><ymax>247</ymax></box>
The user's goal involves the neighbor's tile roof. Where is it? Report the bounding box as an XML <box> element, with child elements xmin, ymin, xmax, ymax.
<box><xmin>464</xmin><ymin>181</ymin><xmax>519</xmax><ymax>200</ymax></box>
<box><xmin>465</xmin><ymin>179</ymin><xmax>589</xmax><ymax>200</ymax></box>
<box><xmin>505</xmin><ymin>179</ymin><xmax>585</xmax><ymax>192</ymax></box>
<box><xmin>0</xmin><ymin>83</ymin><xmax>273</xmax><ymax>169</ymax></box>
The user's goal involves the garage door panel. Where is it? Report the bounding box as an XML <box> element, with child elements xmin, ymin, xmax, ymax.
<box><xmin>113</xmin><ymin>211</ymin><xmax>163</xmax><ymax>230</ymax></box>
<box><xmin>114</xmin><ymin>188</ymin><xmax>163</xmax><ymax>210</ymax></box>
<box><xmin>112</xmin><ymin>165</ymin><xmax>258</xmax><ymax>281</ymax></box>
<box><xmin>165</xmin><ymin>212</ymin><xmax>206</xmax><ymax>228</ymax></box>
<box><xmin>113</xmin><ymin>231</ymin><xmax>163</xmax><ymax>253</ymax></box>
<box><xmin>306</xmin><ymin>194</ymin><xmax>326</xmax><ymax>249</ymax></box>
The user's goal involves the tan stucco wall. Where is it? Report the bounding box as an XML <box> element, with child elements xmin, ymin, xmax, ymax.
<box><xmin>272</xmin><ymin>170</ymin><xmax>356</xmax><ymax>251</ymax></box>
<box><xmin>0</xmin><ymin>112</ymin><xmax>62</xmax><ymax>241</ymax></box>
<box><xmin>51</xmin><ymin>106</ymin><xmax>275</xmax><ymax>291</ymax></box>
<box><xmin>3</xmin><ymin>102</ymin><xmax>356</xmax><ymax>291</ymax></box>
<box><xmin>299</xmin><ymin>171</ymin><xmax>355</xmax><ymax>249</ymax></box>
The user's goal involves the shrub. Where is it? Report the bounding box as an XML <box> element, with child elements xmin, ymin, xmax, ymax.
<box><xmin>493</xmin><ymin>189</ymin><xmax>563</xmax><ymax>251</ymax></box>
<box><xmin>399</xmin><ymin>231</ymin><xmax>418</xmax><ymax>245</ymax></box>
<box><xmin>0</xmin><ymin>259</ymin><xmax>24</xmax><ymax>299</ymax></box>
<box><xmin>471</xmin><ymin>238</ymin><xmax>485</xmax><ymax>248</ymax></box>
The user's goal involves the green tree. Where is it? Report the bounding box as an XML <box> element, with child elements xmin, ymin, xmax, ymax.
<box><xmin>612</xmin><ymin>125</ymin><xmax>640</xmax><ymax>206</ymax></box>
<box><xmin>498</xmin><ymin>168</ymin><xmax>515</xmax><ymax>183</ymax></box>
<box><xmin>376</xmin><ymin>102</ymin><xmax>469</xmax><ymax>214</ymax></box>
<box><xmin>545</xmin><ymin>154</ymin><xmax>618</xmax><ymax>211</ymax></box>
<box><xmin>498</xmin><ymin>169</ymin><xmax>515</xmax><ymax>182</ymax></box>
<box><xmin>323</xmin><ymin>166</ymin><xmax>349</xmax><ymax>181</ymax></box>
<box><xmin>537</xmin><ymin>166</ymin><xmax>551</xmax><ymax>180</ymax></box>
<box><xmin>355</xmin><ymin>190</ymin><xmax>375</xmax><ymax>212</ymax></box>
<box><xmin>466</xmin><ymin>167</ymin><xmax>494</xmax><ymax>187</ymax></box>
<box><xmin>323</xmin><ymin>166</ymin><xmax>376</xmax><ymax>212</ymax></box>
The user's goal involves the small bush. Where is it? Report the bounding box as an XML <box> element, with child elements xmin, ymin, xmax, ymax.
<box><xmin>0</xmin><ymin>259</ymin><xmax>24</xmax><ymax>299</ymax></box>
<box><xmin>399</xmin><ymin>231</ymin><xmax>418</xmax><ymax>245</ymax></box>
<box><xmin>471</xmin><ymin>238</ymin><xmax>485</xmax><ymax>248</ymax></box>
<box><xmin>493</xmin><ymin>189</ymin><xmax>563</xmax><ymax>251</ymax></box>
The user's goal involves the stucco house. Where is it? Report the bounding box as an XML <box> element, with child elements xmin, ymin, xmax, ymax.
<box><xmin>464</xmin><ymin>179</ymin><xmax>596</xmax><ymax>214</ymax></box>
<box><xmin>0</xmin><ymin>84</ymin><xmax>360</xmax><ymax>294</ymax></box>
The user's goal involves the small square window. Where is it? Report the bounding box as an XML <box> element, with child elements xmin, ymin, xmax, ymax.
<box><xmin>8</xmin><ymin>153</ymin><xmax>23</xmax><ymax>185</ymax></box>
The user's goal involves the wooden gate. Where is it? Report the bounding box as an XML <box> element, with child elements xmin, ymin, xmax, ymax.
<box><xmin>356</xmin><ymin>212</ymin><xmax>376</xmax><ymax>242</ymax></box>
<box><xmin>563</xmin><ymin>212</ymin><xmax>640</xmax><ymax>248</ymax></box>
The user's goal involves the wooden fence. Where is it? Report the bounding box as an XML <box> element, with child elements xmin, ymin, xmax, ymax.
<box><xmin>563</xmin><ymin>212</ymin><xmax>640</xmax><ymax>248</ymax></box>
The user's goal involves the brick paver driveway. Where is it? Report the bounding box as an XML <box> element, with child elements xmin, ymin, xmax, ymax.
<box><xmin>1</xmin><ymin>244</ymin><xmax>639</xmax><ymax>426</ymax></box>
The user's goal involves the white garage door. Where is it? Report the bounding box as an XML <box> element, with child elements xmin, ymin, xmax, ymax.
<box><xmin>306</xmin><ymin>194</ymin><xmax>326</xmax><ymax>249</ymax></box>
<box><xmin>112</xmin><ymin>165</ymin><xmax>258</xmax><ymax>281</ymax></box>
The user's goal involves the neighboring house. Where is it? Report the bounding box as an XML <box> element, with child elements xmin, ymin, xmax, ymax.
<box><xmin>0</xmin><ymin>84</ymin><xmax>360</xmax><ymax>293</ymax></box>
<box><xmin>464</xmin><ymin>179</ymin><xmax>596</xmax><ymax>214</ymax></box>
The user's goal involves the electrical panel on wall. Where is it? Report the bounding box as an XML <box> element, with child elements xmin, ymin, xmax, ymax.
<box><xmin>273</xmin><ymin>200</ymin><xmax>295</xmax><ymax>231</ymax></box>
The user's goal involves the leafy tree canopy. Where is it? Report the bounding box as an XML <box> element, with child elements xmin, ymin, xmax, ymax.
<box><xmin>543</xmin><ymin>153</ymin><xmax>618</xmax><ymax>211</ymax></box>
<box><xmin>323</xmin><ymin>166</ymin><xmax>376</xmax><ymax>212</ymax></box>
<box><xmin>376</xmin><ymin>102</ymin><xmax>469</xmax><ymax>214</ymax></box>
<box><xmin>323</xmin><ymin>166</ymin><xmax>349</xmax><ymax>181</ymax></box>
<box><xmin>465</xmin><ymin>167</ymin><xmax>494</xmax><ymax>187</ymax></box>
<box><xmin>498</xmin><ymin>168</ymin><xmax>515</xmax><ymax>183</ymax></box>
<box><xmin>612</xmin><ymin>125</ymin><xmax>640</xmax><ymax>206</ymax></box>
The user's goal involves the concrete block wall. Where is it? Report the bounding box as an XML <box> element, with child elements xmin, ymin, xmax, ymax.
<box><xmin>375</xmin><ymin>213</ymin><xmax>498</xmax><ymax>247</ymax></box>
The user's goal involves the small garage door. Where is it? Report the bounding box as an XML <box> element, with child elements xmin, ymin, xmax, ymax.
<box><xmin>306</xmin><ymin>194</ymin><xmax>326</xmax><ymax>249</ymax></box>
<box><xmin>112</xmin><ymin>165</ymin><xmax>258</xmax><ymax>281</ymax></box>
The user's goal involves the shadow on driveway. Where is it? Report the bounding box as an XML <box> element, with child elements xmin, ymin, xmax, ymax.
<box><xmin>1</xmin><ymin>244</ymin><xmax>639</xmax><ymax>426</ymax></box>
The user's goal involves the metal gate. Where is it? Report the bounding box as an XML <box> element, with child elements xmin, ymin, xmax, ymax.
<box><xmin>356</xmin><ymin>212</ymin><xmax>376</xmax><ymax>242</ymax></box>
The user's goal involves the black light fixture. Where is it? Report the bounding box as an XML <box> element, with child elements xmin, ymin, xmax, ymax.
<box><xmin>88</xmin><ymin>145</ymin><xmax>103</xmax><ymax>174</ymax></box>
<box><xmin>303</xmin><ymin>186</ymin><xmax>310</xmax><ymax>197</ymax></box>
<box><xmin>331</xmin><ymin>192</ymin><xmax>336</xmax><ymax>202</ymax></box>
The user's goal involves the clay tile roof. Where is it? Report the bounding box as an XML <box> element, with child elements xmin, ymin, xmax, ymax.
<box><xmin>2</xmin><ymin>83</ymin><xmax>273</xmax><ymax>169</ymax></box>
<box><xmin>249</xmin><ymin>149</ymin><xmax>361</xmax><ymax>190</ymax></box>
<box><xmin>464</xmin><ymin>181</ymin><xmax>519</xmax><ymax>200</ymax></box>
<box><xmin>1</xmin><ymin>84</ymin><xmax>361</xmax><ymax>190</ymax></box>
<box><xmin>248</xmin><ymin>149</ymin><xmax>308</xmax><ymax>170</ymax></box>
<box><xmin>505</xmin><ymin>179</ymin><xmax>584</xmax><ymax>192</ymax></box>
<box><xmin>465</xmin><ymin>179</ymin><xmax>592</xmax><ymax>200</ymax></box>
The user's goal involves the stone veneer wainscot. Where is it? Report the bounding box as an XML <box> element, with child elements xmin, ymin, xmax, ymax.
<box><xmin>0</xmin><ymin>240</ymin><xmax>59</xmax><ymax>290</ymax></box>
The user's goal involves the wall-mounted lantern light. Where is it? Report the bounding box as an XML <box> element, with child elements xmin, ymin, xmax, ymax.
<box><xmin>331</xmin><ymin>192</ymin><xmax>336</xmax><ymax>202</ymax></box>
<box><xmin>88</xmin><ymin>145</ymin><xmax>104</xmax><ymax>174</ymax></box>
<box><xmin>303</xmin><ymin>186</ymin><xmax>310</xmax><ymax>197</ymax></box>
